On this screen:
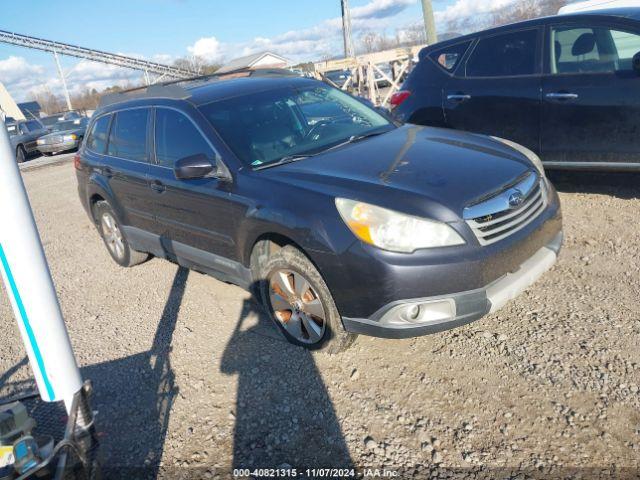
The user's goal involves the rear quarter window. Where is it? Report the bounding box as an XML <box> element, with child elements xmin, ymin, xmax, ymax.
<box><xmin>86</xmin><ymin>115</ymin><xmax>112</xmax><ymax>154</ymax></box>
<box><xmin>428</xmin><ymin>41</ymin><xmax>473</xmax><ymax>72</ymax></box>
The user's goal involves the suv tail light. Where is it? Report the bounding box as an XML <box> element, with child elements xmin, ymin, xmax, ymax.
<box><xmin>390</xmin><ymin>90</ymin><xmax>411</xmax><ymax>109</ymax></box>
<box><xmin>73</xmin><ymin>152</ymin><xmax>81</xmax><ymax>170</ymax></box>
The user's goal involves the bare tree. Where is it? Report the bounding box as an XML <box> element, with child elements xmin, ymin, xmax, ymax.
<box><xmin>401</xmin><ymin>24</ymin><xmax>427</xmax><ymax>47</ymax></box>
<box><xmin>445</xmin><ymin>0</ymin><xmax>571</xmax><ymax>34</ymax></box>
<box><xmin>359</xmin><ymin>31</ymin><xmax>379</xmax><ymax>54</ymax></box>
<box><xmin>491</xmin><ymin>0</ymin><xmax>569</xmax><ymax>26</ymax></box>
<box><xmin>29</xmin><ymin>87</ymin><xmax>63</xmax><ymax>115</ymax></box>
<box><xmin>173</xmin><ymin>56</ymin><xmax>220</xmax><ymax>75</ymax></box>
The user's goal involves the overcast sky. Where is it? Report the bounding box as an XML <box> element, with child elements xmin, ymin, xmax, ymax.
<box><xmin>0</xmin><ymin>0</ymin><xmax>516</xmax><ymax>102</ymax></box>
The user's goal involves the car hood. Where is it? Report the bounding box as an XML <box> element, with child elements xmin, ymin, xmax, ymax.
<box><xmin>264</xmin><ymin>125</ymin><xmax>536</xmax><ymax>221</ymax></box>
<box><xmin>40</xmin><ymin>128</ymin><xmax>83</xmax><ymax>139</ymax></box>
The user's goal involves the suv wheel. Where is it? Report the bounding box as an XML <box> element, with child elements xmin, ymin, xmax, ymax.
<box><xmin>93</xmin><ymin>201</ymin><xmax>149</xmax><ymax>267</ymax></box>
<box><xmin>16</xmin><ymin>146</ymin><xmax>26</xmax><ymax>163</ymax></box>
<box><xmin>256</xmin><ymin>244</ymin><xmax>356</xmax><ymax>353</ymax></box>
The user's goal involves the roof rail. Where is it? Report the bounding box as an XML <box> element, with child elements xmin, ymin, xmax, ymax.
<box><xmin>98</xmin><ymin>83</ymin><xmax>191</xmax><ymax>108</ymax></box>
<box><xmin>97</xmin><ymin>68</ymin><xmax>302</xmax><ymax>108</ymax></box>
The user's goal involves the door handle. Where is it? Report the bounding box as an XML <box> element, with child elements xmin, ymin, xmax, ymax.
<box><xmin>545</xmin><ymin>92</ymin><xmax>579</xmax><ymax>100</ymax></box>
<box><xmin>150</xmin><ymin>180</ymin><xmax>166</xmax><ymax>193</ymax></box>
<box><xmin>447</xmin><ymin>94</ymin><xmax>472</xmax><ymax>102</ymax></box>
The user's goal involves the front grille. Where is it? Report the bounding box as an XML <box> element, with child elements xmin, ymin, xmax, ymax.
<box><xmin>463</xmin><ymin>172</ymin><xmax>547</xmax><ymax>246</ymax></box>
<box><xmin>39</xmin><ymin>135</ymin><xmax>63</xmax><ymax>145</ymax></box>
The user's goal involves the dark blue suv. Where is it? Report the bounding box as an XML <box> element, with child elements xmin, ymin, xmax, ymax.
<box><xmin>76</xmin><ymin>72</ymin><xmax>563</xmax><ymax>353</ymax></box>
<box><xmin>392</xmin><ymin>9</ymin><xmax>640</xmax><ymax>171</ymax></box>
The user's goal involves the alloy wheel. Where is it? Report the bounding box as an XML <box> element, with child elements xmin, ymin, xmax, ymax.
<box><xmin>268</xmin><ymin>269</ymin><xmax>327</xmax><ymax>344</ymax></box>
<box><xmin>101</xmin><ymin>212</ymin><xmax>125</xmax><ymax>260</ymax></box>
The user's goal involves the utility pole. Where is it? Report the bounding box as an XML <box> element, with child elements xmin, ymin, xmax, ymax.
<box><xmin>53</xmin><ymin>49</ymin><xmax>73</xmax><ymax>111</ymax></box>
<box><xmin>341</xmin><ymin>0</ymin><xmax>355</xmax><ymax>58</ymax></box>
<box><xmin>421</xmin><ymin>0</ymin><xmax>438</xmax><ymax>45</ymax></box>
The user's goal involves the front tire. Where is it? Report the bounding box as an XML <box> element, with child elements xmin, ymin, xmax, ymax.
<box><xmin>16</xmin><ymin>146</ymin><xmax>26</xmax><ymax>163</ymax></box>
<box><xmin>256</xmin><ymin>244</ymin><xmax>356</xmax><ymax>353</ymax></box>
<box><xmin>93</xmin><ymin>201</ymin><xmax>149</xmax><ymax>267</ymax></box>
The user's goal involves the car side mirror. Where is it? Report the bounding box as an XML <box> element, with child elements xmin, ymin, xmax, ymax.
<box><xmin>174</xmin><ymin>154</ymin><xmax>215</xmax><ymax>180</ymax></box>
<box><xmin>633</xmin><ymin>51</ymin><xmax>640</xmax><ymax>75</ymax></box>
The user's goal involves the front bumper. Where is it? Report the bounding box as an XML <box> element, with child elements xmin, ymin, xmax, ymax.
<box><xmin>342</xmin><ymin>231</ymin><xmax>563</xmax><ymax>338</ymax></box>
<box><xmin>37</xmin><ymin>140</ymin><xmax>78</xmax><ymax>154</ymax></box>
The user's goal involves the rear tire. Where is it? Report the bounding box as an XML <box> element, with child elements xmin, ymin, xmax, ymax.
<box><xmin>254</xmin><ymin>244</ymin><xmax>356</xmax><ymax>354</ymax></box>
<box><xmin>16</xmin><ymin>146</ymin><xmax>26</xmax><ymax>163</ymax></box>
<box><xmin>92</xmin><ymin>201</ymin><xmax>149</xmax><ymax>267</ymax></box>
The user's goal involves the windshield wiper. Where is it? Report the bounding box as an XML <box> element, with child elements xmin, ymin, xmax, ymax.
<box><xmin>253</xmin><ymin>154</ymin><xmax>312</xmax><ymax>170</ymax></box>
<box><xmin>253</xmin><ymin>129</ymin><xmax>391</xmax><ymax>170</ymax></box>
<box><xmin>347</xmin><ymin>130</ymin><xmax>389</xmax><ymax>143</ymax></box>
<box><xmin>312</xmin><ymin>129</ymin><xmax>390</xmax><ymax>156</ymax></box>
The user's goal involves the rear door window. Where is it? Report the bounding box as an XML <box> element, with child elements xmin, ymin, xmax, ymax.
<box><xmin>429</xmin><ymin>41</ymin><xmax>472</xmax><ymax>72</ymax></box>
<box><xmin>551</xmin><ymin>25</ymin><xmax>640</xmax><ymax>74</ymax></box>
<box><xmin>107</xmin><ymin>109</ymin><xmax>149</xmax><ymax>162</ymax></box>
<box><xmin>154</xmin><ymin>108</ymin><xmax>215</xmax><ymax>168</ymax></box>
<box><xmin>86</xmin><ymin>115</ymin><xmax>111</xmax><ymax>154</ymax></box>
<box><xmin>466</xmin><ymin>29</ymin><xmax>539</xmax><ymax>77</ymax></box>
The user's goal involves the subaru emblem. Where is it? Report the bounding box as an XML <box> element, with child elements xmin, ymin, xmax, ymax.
<box><xmin>508</xmin><ymin>190</ymin><xmax>524</xmax><ymax>208</ymax></box>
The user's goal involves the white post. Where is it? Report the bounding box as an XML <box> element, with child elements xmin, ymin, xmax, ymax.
<box><xmin>0</xmin><ymin>118</ymin><xmax>82</xmax><ymax>413</ymax></box>
<box><xmin>53</xmin><ymin>50</ymin><xmax>73</xmax><ymax>111</ymax></box>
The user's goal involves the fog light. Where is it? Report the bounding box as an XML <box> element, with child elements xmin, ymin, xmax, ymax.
<box><xmin>407</xmin><ymin>304</ymin><xmax>421</xmax><ymax>320</ymax></box>
<box><xmin>380</xmin><ymin>299</ymin><xmax>457</xmax><ymax>326</ymax></box>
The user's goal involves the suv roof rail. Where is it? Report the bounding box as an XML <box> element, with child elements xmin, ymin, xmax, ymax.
<box><xmin>98</xmin><ymin>83</ymin><xmax>192</xmax><ymax>108</ymax></box>
<box><xmin>97</xmin><ymin>68</ymin><xmax>302</xmax><ymax>108</ymax></box>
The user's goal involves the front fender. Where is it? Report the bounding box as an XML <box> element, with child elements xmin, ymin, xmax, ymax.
<box><xmin>237</xmin><ymin>204</ymin><xmax>326</xmax><ymax>268</ymax></box>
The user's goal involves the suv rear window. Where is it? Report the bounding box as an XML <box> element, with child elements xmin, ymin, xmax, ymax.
<box><xmin>107</xmin><ymin>109</ymin><xmax>149</xmax><ymax>162</ymax></box>
<box><xmin>466</xmin><ymin>29</ymin><xmax>539</xmax><ymax>77</ymax></box>
<box><xmin>429</xmin><ymin>41</ymin><xmax>472</xmax><ymax>72</ymax></box>
<box><xmin>86</xmin><ymin>115</ymin><xmax>111</xmax><ymax>154</ymax></box>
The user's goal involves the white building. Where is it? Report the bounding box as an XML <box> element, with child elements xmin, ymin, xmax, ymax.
<box><xmin>216</xmin><ymin>52</ymin><xmax>291</xmax><ymax>74</ymax></box>
<box><xmin>0</xmin><ymin>81</ymin><xmax>25</xmax><ymax>122</ymax></box>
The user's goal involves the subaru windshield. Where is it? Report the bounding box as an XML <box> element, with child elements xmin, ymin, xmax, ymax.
<box><xmin>199</xmin><ymin>84</ymin><xmax>394</xmax><ymax>169</ymax></box>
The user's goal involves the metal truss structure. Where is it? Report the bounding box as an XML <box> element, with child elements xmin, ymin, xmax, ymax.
<box><xmin>0</xmin><ymin>29</ymin><xmax>196</xmax><ymax>79</ymax></box>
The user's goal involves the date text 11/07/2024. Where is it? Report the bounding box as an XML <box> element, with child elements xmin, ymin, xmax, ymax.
<box><xmin>232</xmin><ymin>468</ymin><xmax>399</xmax><ymax>477</ymax></box>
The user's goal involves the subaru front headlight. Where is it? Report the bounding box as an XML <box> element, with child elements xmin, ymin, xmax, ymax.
<box><xmin>335</xmin><ymin>198</ymin><xmax>465</xmax><ymax>253</ymax></box>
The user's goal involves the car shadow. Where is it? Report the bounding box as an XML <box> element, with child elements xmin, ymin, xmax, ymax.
<box><xmin>220</xmin><ymin>283</ymin><xmax>354</xmax><ymax>473</ymax></box>
<box><xmin>80</xmin><ymin>266</ymin><xmax>188</xmax><ymax>479</ymax></box>
<box><xmin>1</xmin><ymin>270</ymin><xmax>354</xmax><ymax>478</ymax></box>
<box><xmin>0</xmin><ymin>356</ymin><xmax>31</xmax><ymax>400</ymax></box>
<box><xmin>547</xmin><ymin>170</ymin><xmax>640</xmax><ymax>200</ymax></box>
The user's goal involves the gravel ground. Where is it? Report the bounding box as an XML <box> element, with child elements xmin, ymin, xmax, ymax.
<box><xmin>0</xmin><ymin>164</ymin><xmax>639</xmax><ymax>479</ymax></box>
